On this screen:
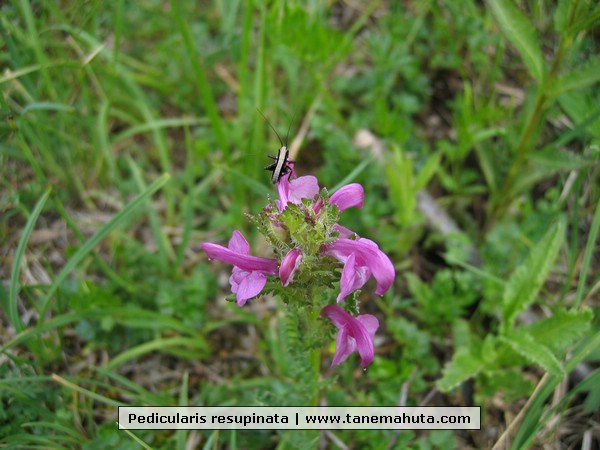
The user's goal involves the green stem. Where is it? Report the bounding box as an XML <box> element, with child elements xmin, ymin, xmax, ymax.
<box><xmin>486</xmin><ymin>2</ymin><xmax>578</xmax><ymax>229</ymax></box>
<box><xmin>308</xmin><ymin>301</ymin><xmax>322</xmax><ymax>407</ymax></box>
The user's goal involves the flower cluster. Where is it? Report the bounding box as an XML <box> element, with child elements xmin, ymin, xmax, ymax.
<box><xmin>201</xmin><ymin>165</ymin><xmax>395</xmax><ymax>367</ymax></box>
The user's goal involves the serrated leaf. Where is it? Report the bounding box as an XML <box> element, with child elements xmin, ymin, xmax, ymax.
<box><xmin>502</xmin><ymin>220</ymin><xmax>565</xmax><ymax>332</ymax></box>
<box><xmin>523</xmin><ymin>308</ymin><xmax>593</xmax><ymax>355</ymax></box>
<box><xmin>500</xmin><ymin>332</ymin><xmax>565</xmax><ymax>376</ymax></box>
<box><xmin>437</xmin><ymin>348</ymin><xmax>485</xmax><ymax>392</ymax></box>
<box><xmin>551</xmin><ymin>57</ymin><xmax>600</xmax><ymax>97</ymax></box>
<box><xmin>405</xmin><ymin>272</ymin><xmax>429</xmax><ymax>303</ymax></box>
<box><xmin>527</xmin><ymin>147</ymin><xmax>593</xmax><ymax>171</ymax></box>
<box><xmin>558</xmin><ymin>92</ymin><xmax>600</xmax><ymax>139</ymax></box>
<box><xmin>487</xmin><ymin>0</ymin><xmax>545</xmax><ymax>82</ymax></box>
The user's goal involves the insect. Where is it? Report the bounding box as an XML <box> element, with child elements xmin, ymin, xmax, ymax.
<box><xmin>258</xmin><ymin>109</ymin><xmax>294</xmax><ymax>184</ymax></box>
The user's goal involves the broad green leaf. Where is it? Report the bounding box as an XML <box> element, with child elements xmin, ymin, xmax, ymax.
<box><xmin>502</xmin><ymin>219</ymin><xmax>565</xmax><ymax>332</ymax></box>
<box><xmin>522</xmin><ymin>308</ymin><xmax>593</xmax><ymax>355</ymax></box>
<box><xmin>551</xmin><ymin>57</ymin><xmax>600</xmax><ymax>97</ymax></box>
<box><xmin>500</xmin><ymin>332</ymin><xmax>565</xmax><ymax>376</ymax></box>
<box><xmin>437</xmin><ymin>348</ymin><xmax>485</xmax><ymax>392</ymax></box>
<box><xmin>487</xmin><ymin>0</ymin><xmax>545</xmax><ymax>82</ymax></box>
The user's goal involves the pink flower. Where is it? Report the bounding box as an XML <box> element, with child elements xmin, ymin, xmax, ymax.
<box><xmin>322</xmin><ymin>238</ymin><xmax>395</xmax><ymax>303</ymax></box>
<box><xmin>279</xmin><ymin>248</ymin><xmax>302</xmax><ymax>286</ymax></box>
<box><xmin>314</xmin><ymin>183</ymin><xmax>364</xmax><ymax>214</ymax></box>
<box><xmin>321</xmin><ymin>305</ymin><xmax>379</xmax><ymax>368</ymax></box>
<box><xmin>276</xmin><ymin>164</ymin><xmax>319</xmax><ymax>211</ymax></box>
<box><xmin>200</xmin><ymin>230</ymin><xmax>278</xmax><ymax>306</ymax></box>
<box><xmin>329</xmin><ymin>183</ymin><xmax>364</xmax><ymax>211</ymax></box>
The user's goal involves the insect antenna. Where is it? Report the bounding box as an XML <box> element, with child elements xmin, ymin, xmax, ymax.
<box><xmin>256</xmin><ymin>108</ymin><xmax>284</xmax><ymax>148</ymax></box>
<box><xmin>284</xmin><ymin>112</ymin><xmax>297</xmax><ymax>149</ymax></box>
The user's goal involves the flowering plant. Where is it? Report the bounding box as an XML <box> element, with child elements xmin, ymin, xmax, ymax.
<box><xmin>201</xmin><ymin>164</ymin><xmax>395</xmax><ymax>374</ymax></box>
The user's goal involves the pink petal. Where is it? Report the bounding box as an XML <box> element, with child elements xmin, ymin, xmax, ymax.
<box><xmin>337</xmin><ymin>253</ymin><xmax>371</xmax><ymax>302</ymax></box>
<box><xmin>279</xmin><ymin>248</ymin><xmax>302</xmax><ymax>286</ymax></box>
<box><xmin>323</xmin><ymin>238</ymin><xmax>395</xmax><ymax>296</ymax></box>
<box><xmin>330</xmin><ymin>183</ymin><xmax>364</xmax><ymax>211</ymax></box>
<box><xmin>354</xmin><ymin>319</ymin><xmax>378</xmax><ymax>367</ymax></box>
<box><xmin>276</xmin><ymin>180</ymin><xmax>290</xmax><ymax>212</ymax></box>
<box><xmin>200</xmin><ymin>242</ymin><xmax>278</xmax><ymax>274</ymax></box>
<box><xmin>332</xmin><ymin>327</ymin><xmax>354</xmax><ymax>365</ymax></box>
<box><xmin>321</xmin><ymin>305</ymin><xmax>379</xmax><ymax>368</ymax></box>
<box><xmin>357</xmin><ymin>314</ymin><xmax>379</xmax><ymax>337</ymax></box>
<box><xmin>312</xmin><ymin>199</ymin><xmax>323</xmax><ymax>214</ymax></box>
<box><xmin>229</xmin><ymin>266</ymin><xmax>244</xmax><ymax>293</ymax></box>
<box><xmin>288</xmin><ymin>176</ymin><xmax>319</xmax><ymax>203</ymax></box>
<box><xmin>333</xmin><ymin>224</ymin><xmax>354</xmax><ymax>239</ymax></box>
<box><xmin>235</xmin><ymin>271</ymin><xmax>268</xmax><ymax>306</ymax></box>
<box><xmin>277</xmin><ymin>174</ymin><xmax>320</xmax><ymax>211</ymax></box>
<box><xmin>228</xmin><ymin>230</ymin><xmax>250</xmax><ymax>254</ymax></box>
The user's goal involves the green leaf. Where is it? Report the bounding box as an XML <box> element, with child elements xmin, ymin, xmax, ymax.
<box><xmin>502</xmin><ymin>219</ymin><xmax>565</xmax><ymax>332</ymax></box>
<box><xmin>105</xmin><ymin>336</ymin><xmax>209</xmax><ymax>371</ymax></box>
<box><xmin>39</xmin><ymin>173</ymin><xmax>170</xmax><ymax>317</ymax></box>
<box><xmin>553</xmin><ymin>0</ymin><xmax>572</xmax><ymax>32</ymax></box>
<box><xmin>551</xmin><ymin>57</ymin><xmax>600</xmax><ymax>97</ymax></box>
<box><xmin>558</xmin><ymin>92</ymin><xmax>600</xmax><ymax>139</ymax></box>
<box><xmin>437</xmin><ymin>348</ymin><xmax>485</xmax><ymax>392</ymax></box>
<box><xmin>522</xmin><ymin>308</ymin><xmax>593</xmax><ymax>355</ymax></box>
<box><xmin>526</xmin><ymin>147</ymin><xmax>593</xmax><ymax>171</ymax></box>
<box><xmin>9</xmin><ymin>189</ymin><xmax>51</xmax><ymax>332</ymax></box>
<box><xmin>414</xmin><ymin>152</ymin><xmax>440</xmax><ymax>190</ymax></box>
<box><xmin>575</xmin><ymin>196</ymin><xmax>600</xmax><ymax>309</ymax></box>
<box><xmin>500</xmin><ymin>331</ymin><xmax>565</xmax><ymax>376</ymax></box>
<box><xmin>385</xmin><ymin>147</ymin><xmax>417</xmax><ymax>226</ymax></box>
<box><xmin>487</xmin><ymin>0</ymin><xmax>545</xmax><ymax>82</ymax></box>
<box><xmin>511</xmin><ymin>332</ymin><xmax>600</xmax><ymax>449</ymax></box>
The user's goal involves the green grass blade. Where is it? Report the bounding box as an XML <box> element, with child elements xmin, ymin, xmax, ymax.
<box><xmin>111</xmin><ymin>117</ymin><xmax>207</xmax><ymax>145</ymax></box>
<box><xmin>176</xmin><ymin>371</ymin><xmax>190</xmax><ymax>450</ymax></box>
<box><xmin>105</xmin><ymin>336</ymin><xmax>208</xmax><ymax>371</ymax></box>
<box><xmin>8</xmin><ymin>189</ymin><xmax>51</xmax><ymax>332</ymax></box>
<box><xmin>38</xmin><ymin>173</ymin><xmax>170</xmax><ymax>318</ymax></box>
<box><xmin>128</xmin><ymin>158</ymin><xmax>175</xmax><ymax>265</ymax></box>
<box><xmin>1</xmin><ymin>311</ymin><xmax>88</xmax><ymax>353</ymax></box>
<box><xmin>18</xmin><ymin>0</ymin><xmax>55</xmax><ymax>97</ymax></box>
<box><xmin>170</xmin><ymin>0</ymin><xmax>227</xmax><ymax>154</ymax></box>
<box><xmin>574</xmin><ymin>196</ymin><xmax>600</xmax><ymax>309</ymax></box>
<box><xmin>52</xmin><ymin>374</ymin><xmax>123</xmax><ymax>407</ymax></box>
<box><xmin>120</xmin><ymin>428</ymin><xmax>154</xmax><ymax>450</ymax></box>
<box><xmin>331</xmin><ymin>156</ymin><xmax>374</xmax><ymax>192</ymax></box>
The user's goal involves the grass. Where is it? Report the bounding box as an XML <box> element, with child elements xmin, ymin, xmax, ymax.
<box><xmin>1</xmin><ymin>0</ymin><xmax>599</xmax><ymax>448</ymax></box>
